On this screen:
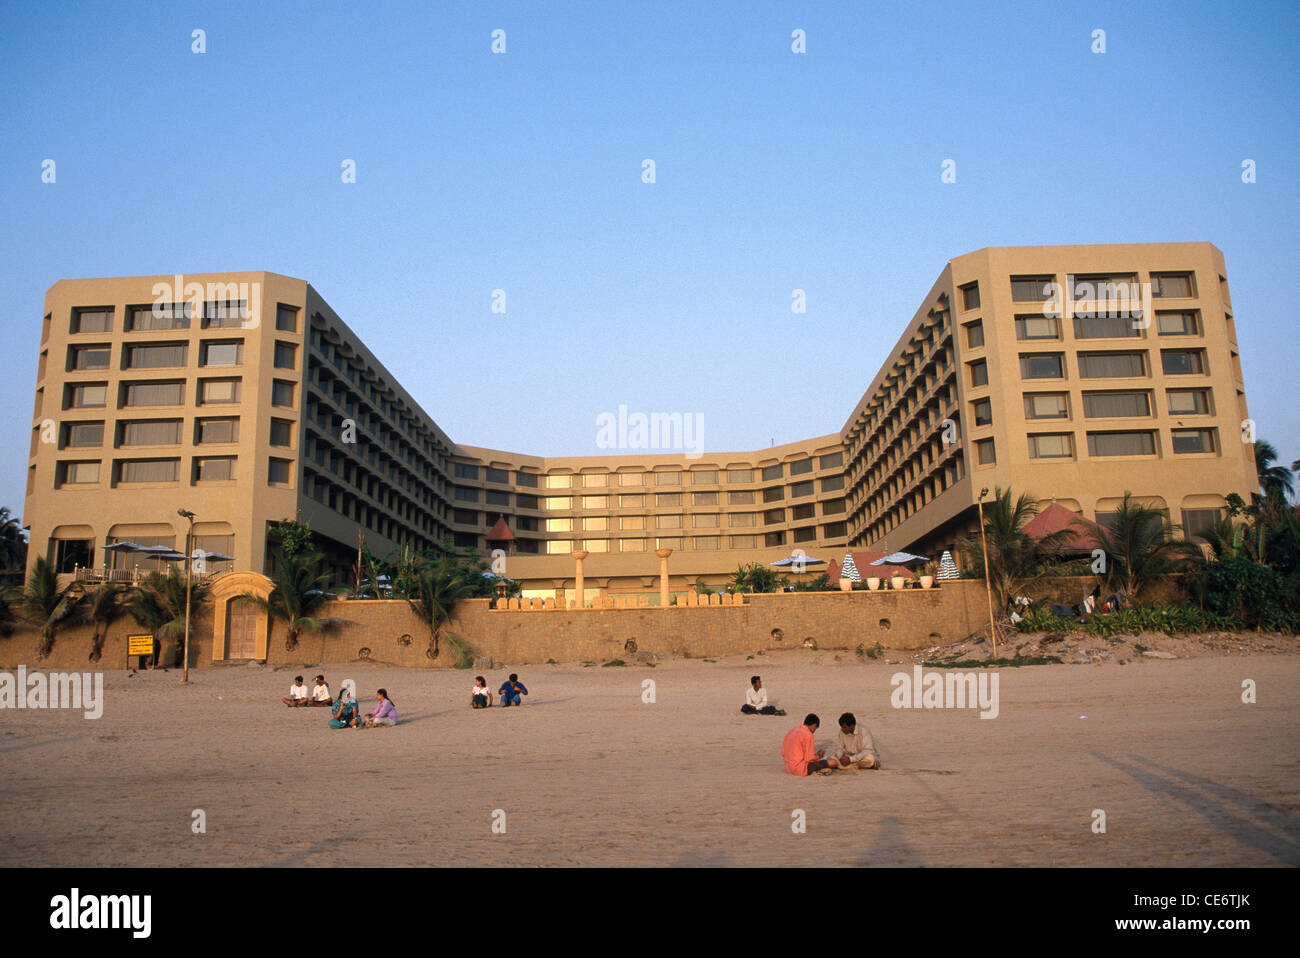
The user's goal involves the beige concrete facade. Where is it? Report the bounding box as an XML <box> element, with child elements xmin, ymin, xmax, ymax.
<box><xmin>24</xmin><ymin>243</ymin><xmax>1258</xmax><ymax>599</ymax></box>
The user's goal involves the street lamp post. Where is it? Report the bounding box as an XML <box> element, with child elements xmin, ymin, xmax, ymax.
<box><xmin>976</xmin><ymin>488</ymin><xmax>998</xmax><ymax>658</ymax></box>
<box><xmin>178</xmin><ymin>508</ymin><xmax>196</xmax><ymax>683</ymax></box>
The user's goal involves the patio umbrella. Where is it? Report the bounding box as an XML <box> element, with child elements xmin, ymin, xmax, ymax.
<box><xmin>771</xmin><ymin>555</ymin><xmax>826</xmax><ymax>569</ymax></box>
<box><xmin>937</xmin><ymin>550</ymin><xmax>960</xmax><ymax>580</ymax></box>
<box><xmin>840</xmin><ymin>552</ymin><xmax>861</xmax><ymax>582</ymax></box>
<box><xmin>870</xmin><ymin>551</ymin><xmax>929</xmax><ymax>566</ymax></box>
<box><xmin>103</xmin><ymin>540</ymin><xmax>144</xmax><ymax>553</ymax></box>
<box><xmin>136</xmin><ymin>545</ymin><xmax>184</xmax><ymax>570</ymax></box>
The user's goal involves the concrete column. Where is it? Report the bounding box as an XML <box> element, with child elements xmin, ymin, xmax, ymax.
<box><xmin>571</xmin><ymin>550</ymin><xmax>589</xmax><ymax>610</ymax></box>
<box><xmin>655</xmin><ymin>548</ymin><xmax>672</xmax><ymax>608</ymax></box>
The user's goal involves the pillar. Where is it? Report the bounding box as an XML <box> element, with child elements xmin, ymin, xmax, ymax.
<box><xmin>655</xmin><ymin>548</ymin><xmax>672</xmax><ymax>608</ymax></box>
<box><xmin>571</xmin><ymin>550</ymin><xmax>588</xmax><ymax>610</ymax></box>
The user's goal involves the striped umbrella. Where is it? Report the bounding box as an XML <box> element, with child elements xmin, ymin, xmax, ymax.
<box><xmin>937</xmin><ymin>550</ymin><xmax>960</xmax><ymax>580</ymax></box>
<box><xmin>840</xmin><ymin>551</ymin><xmax>861</xmax><ymax>582</ymax></box>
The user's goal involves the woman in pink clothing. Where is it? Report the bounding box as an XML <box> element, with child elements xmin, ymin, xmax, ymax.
<box><xmin>360</xmin><ymin>688</ymin><xmax>398</xmax><ymax>728</ymax></box>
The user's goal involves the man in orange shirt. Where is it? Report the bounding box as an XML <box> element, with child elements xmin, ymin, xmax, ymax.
<box><xmin>782</xmin><ymin>713</ymin><xmax>838</xmax><ymax>776</ymax></box>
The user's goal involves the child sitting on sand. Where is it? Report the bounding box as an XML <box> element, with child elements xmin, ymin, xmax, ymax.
<box><xmin>309</xmin><ymin>675</ymin><xmax>333</xmax><ymax>707</ymax></box>
<box><xmin>282</xmin><ymin>676</ymin><xmax>310</xmax><ymax>707</ymax></box>
<box><xmin>498</xmin><ymin>674</ymin><xmax>528</xmax><ymax>707</ymax></box>
<box><xmin>740</xmin><ymin>676</ymin><xmax>785</xmax><ymax>716</ymax></box>
<box><xmin>328</xmin><ymin>683</ymin><xmax>358</xmax><ymax>729</ymax></box>
<box><xmin>471</xmin><ymin>676</ymin><xmax>493</xmax><ymax>708</ymax></box>
<box><xmin>834</xmin><ymin>712</ymin><xmax>879</xmax><ymax>769</ymax></box>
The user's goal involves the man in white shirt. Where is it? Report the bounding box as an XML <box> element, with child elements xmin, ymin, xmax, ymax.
<box><xmin>309</xmin><ymin>674</ymin><xmax>333</xmax><ymax>707</ymax></box>
<box><xmin>282</xmin><ymin>676</ymin><xmax>310</xmax><ymax>707</ymax></box>
<box><xmin>835</xmin><ymin>712</ymin><xmax>879</xmax><ymax>769</ymax></box>
<box><xmin>741</xmin><ymin>676</ymin><xmax>785</xmax><ymax>716</ymax></box>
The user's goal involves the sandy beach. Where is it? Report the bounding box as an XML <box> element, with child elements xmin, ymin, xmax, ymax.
<box><xmin>1</xmin><ymin>649</ymin><xmax>1297</xmax><ymax>868</ymax></box>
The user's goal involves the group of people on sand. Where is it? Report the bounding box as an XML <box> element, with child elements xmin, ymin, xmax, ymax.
<box><xmin>741</xmin><ymin>675</ymin><xmax>879</xmax><ymax>777</ymax></box>
<box><xmin>470</xmin><ymin>674</ymin><xmax>529</xmax><ymax>708</ymax></box>
<box><xmin>281</xmin><ymin>675</ymin><xmax>398</xmax><ymax>729</ymax></box>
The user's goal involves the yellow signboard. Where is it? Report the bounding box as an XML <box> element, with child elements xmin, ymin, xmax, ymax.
<box><xmin>127</xmin><ymin>634</ymin><xmax>154</xmax><ymax>656</ymax></box>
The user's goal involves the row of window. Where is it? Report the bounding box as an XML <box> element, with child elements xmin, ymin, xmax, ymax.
<box><xmin>963</xmin><ymin>310</ymin><xmax>1201</xmax><ymax>348</ymax></box>
<box><xmin>971</xmin><ymin>388</ymin><xmax>1214</xmax><ymax>426</ymax></box>
<box><xmin>63</xmin><ymin>379</ymin><xmax>296</xmax><ymax>410</ymax></box>
<box><xmin>972</xmin><ymin>427</ymin><xmax>1219</xmax><ymax>464</ymax></box>
<box><xmin>1003</xmin><ymin>272</ymin><xmax>1196</xmax><ymax>304</ymax></box>
<box><xmin>450</xmin><ymin>454</ymin><xmax>848</xmax><ymax>488</ymax></box>
<box><xmin>968</xmin><ymin>349</ymin><xmax>1207</xmax><ymax>387</ymax></box>
<box><xmin>451</xmin><ymin>480</ymin><xmax>848</xmax><ymax>507</ymax></box>
<box><xmin>68</xmin><ymin>303</ymin><xmax>299</xmax><ymax>334</ymax></box>
<box><xmin>57</xmin><ymin>417</ymin><xmax>295</xmax><ymax>449</ymax></box>
<box><xmin>67</xmin><ymin>339</ymin><xmax>297</xmax><ymax>372</ymax></box>
<box><xmin>55</xmin><ymin>456</ymin><xmax>293</xmax><ymax>487</ymax></box>
<box><xmin>539</xmin><ymin>525</ymin><xmax>848</xmax><ymax>554</ymax></box>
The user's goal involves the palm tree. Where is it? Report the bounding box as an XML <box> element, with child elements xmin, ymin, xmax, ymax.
<box><xmin>243</xmin><ymin>549</ymin><xmax>333</xmax><ymax>654</ymax></box>
<box><xmin>1096</xmin><ymin>493</ymin><xmax>1201</xmax><ymax>600</ymax></box>
<box><xmin>1254</xmin><ymin>440</ymin><xmax>1294</xmax><ymax>503</ymax></box>
<box><xmin>0</xmin><ymin>591</ymin><xmax>14</xmax><ymax>638</ymax></box>
<box><xmin>955</xmin><ymin>487</ymin><xmax>1077</xmax><ymax>610</ymax></box>
<box><xmin>407</xmin><ymin>555</ymin><xmax>476</xmax><ymax>659</ymax></box>
<box><xmin>128</xmin><ymin>569</ymin><xmax>210</xmax><ymax>667</ymax></box>
<box><xmin>85</xmin><ymin>582</ymin><xmax>126</xmax><ymax>662</ymax></box>
<box><xmin>19</xmin><ymin>555</ymin><xmax>86</xmax><ymax>659</ymax></box>
<box><xmin>0</xmin><ymin>507</ymin><xmax>27</xmax><ymax>572</ymax></box>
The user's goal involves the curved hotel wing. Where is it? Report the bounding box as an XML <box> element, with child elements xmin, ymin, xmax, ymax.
<box><xmin>25</xmin><ymin>243</ymin><xmax>1258</xmax><ymax>600</ymax></box>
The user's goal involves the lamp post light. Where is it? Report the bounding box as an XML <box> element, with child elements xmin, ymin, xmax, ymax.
<box><xmin>976</xmin><ymin>488</ymin><xmax>998</xmax><ymax>658</ymax></box>
<box><xmin>178</xmin><ymin>508</ymin><xmax>196</xmax><ymax>683</ymax></box>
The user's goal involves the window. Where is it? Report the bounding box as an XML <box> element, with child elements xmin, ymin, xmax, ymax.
<box><xmin>619</xmin><ymin>516</ymin><xmax>645</xmax><ymax>530</ymax></box>
<box><xmin>1181</xmin><ymin>508</ymin><xmax>1222</xmax><ymax>539</ymax></box>
<box><xmin>763</xmin><ymin>486</ymin><xmax>784</xmax><ymax>502</ymax></box>
<box><xmin>657</xmin><ymin>514</ymin><xmax>682</xmax><ymax>529</ymax></box>
<box><xmin>454</xmin><ymin>463</ymin><xmax>480</xmax><ymax>480</ymax></box>
<box><xmin>1078</xmin><ymin>351</ymin><xmax>1146</xmax><ymax>379</ymax></box>
<box><xmin>64</xmin><ymin>422</ymin><xmax>104</xmax><ymax>447</ymax></box>
<box><xmin>454</xmin><ymin>486</ymin><xmax>479</xmax><ymax>502</ymax></box>
<box><xmin>728</xmin><ymin>468</ymin><xmax>755</xmax><ymax>483</ymax></box>
<box><xmin>729</xmin><ymin>491</ymin><xmax>755</xmax><ymax>505</ymax></box>
<box><xmin>691</xmin><ymin>470</ymin><xmax>717</xmax><ymax>484</ymax></box>
<box><xmin>730</xmin><ymin>535</ymin><xmax>758</xmax><ymax>549</ymax></box>
<box><xmin>455</xmin><ymin>509</ymin><xmax>480</xmax><ymax>524</ymax></box>
<box><xmin>124</xmin><ymin>343</ymin><xmax>187</xmax><ymax>368</ymax></box>
<box><xmin>728</xmin><ymin>513</ymin><xmax>757</xmax><ymax>527</ymax></box>
<box><xmin>124</xmin><ymin>381</ymin><xmax>185</xmax><ymax>406</ymax></box>
<box><xmin>455</xmin><ymin>533</ymin><xmax>479</xmax><ymax>550</ymax></box>
<box><xmin>975</xmin><ymin>438</ymin><xmax>996</xmax><ymax>464</ymax></box>
<box><xmin>653</xmin><ymin>537</ymin><xmax>680</xmax><ymax>550</ymax></box>
<box><xmin>516</xmin><ymin>471</ymin><xmax>538</xmax><ymax>488</ymax></box>
<box><xmin>819</xmin><ymin>452</ymin><xmax>843</xmax><ymax>469</ymax></box>
<box><xmin>69</xmin><ymin>383</ymin><xmax>107</xmax><ymax>408</ymax></box>
<box><xmin>582</xmin><ymin>517</ymin><xmax>607</xmax><ymax>531</ymax></box>
<box><xmin>484</xmin><ymin>467</ymin><xmax>509</xmax><ymax>484</ymax></box>
<box><xmin>1161</xmin><ymin>350</ymin><xmax>1206</xmax><ymax>375</ymax></box>
<box><xmin>1073</xmin><ymin>315</ymin><xmax>1141</xmax><ymax>338</ymax></box>
<box><xmin>792</xmin><ymin>503</ymin><xmax>815</xmax><ymax>520</ymax></box>
<box><xmin>793</xmin><ymin>526</ymin><xmax>817</xmax><ymax>543</ymax></box>
<box><xmin>1167</xmin><ymin>389</ymin><xmax>1211</xmax><ymax>415</ymax></box>
<box><xmin>274</xmin><ymin>342</ymin><xmax>297</xmax><ymax>370</ymax></box>
<box><xmin>580</xmin><ymin>473</ymin><xmax>607</xmax><ymax>488</ymax></box>
<box><xmin>764</xmin><ymin>508</ymin><xmax>784</xmax><ymax>524</ymax></box>
<box><xmin>70</xmin><ymin>345</ymin><xmax>111</xmax><ymax>370</ymax></box>
<box><xmin>692</xmin><ymin>536</ymin><xmax>721</xmax><ymax>550</ymax></box>
<box><xmin>1156</xmin><ymin>311</ymin><xmax>1198</xmax><ymax>336</ymax></box>
<box><xmin>969</xmin><ymin>360</ymin><xmax>989</xmax><ymax>386</ymax></box>
<box><xmin>275</xmin><ymin>305</ymin><xmax>299</xmax><ymax>332</ymax></box>
<box><xmin>515</xmin><ymin>516</ymin><xmax>538</xmax><ymax>531</ymax></box>
<box><xmin>71</xmin><ymin>308</ymin><xmax>113</xmax><ymax>334</ymax></box>
<box><xmin>1082</xmin><ymin>391</ymin><xmax>1151</xmax><ymax>418</ymax></box>
<box><xmin>791</xmin><ymin>480</ymin><xmax>814</xmax><ymax>498</ymax></box>
<box><xmin>128</xmin><ymin>303</ymin><xmax>191</xmax><ymax>331</ymax></box>
<box><xmin>614</xmin><ymin>472</ymin><xmax>640</xmax><ymax>487</ymax></box>
<box><xmin>620</xmin><ymin>539</ymin><xmax>647</xmax><ymax>552</ymax></box>
<box><xmin>820</xmin><ymin>475</ymin><xmax>844</xmax><ymax>492</ymax></box>
<box><xmin>1028</xmin><ymin>434</ymin><xmax>1073</xmax><ymax>459</ymax></box>
<box><xmin>656</xmin><ymin>493</ymin><xmax>681</xmax><ymax>506</ymax></box>
<box><xmin>121</xmin><ymin>420</ymin><xmax>182</xmax><ymax>446</ymax></box>
<box><xmin>1151</xmin><ymin>272</ymin><xmax>1193</xmax><ymax>298</ymax></box>
<box><xmin>619</xmin><ymin>495</ymin><xmax>643</xmax><ymax>508</ymax></box>
<box><xmin>486</xmin><ymin>490</ymin><xmax>509</xmax><ymax>506</ymax></box>
<box><xmin>653</xmin><ymin>471</ymin><xmax>680</xmax><ymax>485</ymax></box>
<box><xmin>964</xmin><ymin>320</ymin><xmax>984</xmax><ymax>348</ymax></box>
<box><xmin>1010</xmin><ymin>275</ymin><xmax>1055</xmax><ymax>302</ymax></box>
<box><xmin>517</xmin><ymin>493</ymin><xmax>539</xmax><ymax>509</ymax></box>
<box><xmin>271</xmin><ymin>380</ymin><xmax>295</xmax><ymax>407</ymax></box>
<box><xmin>1172</xmin><ymin>429</ymin><xmax>1216</xmax><ymax>454</ymax></box>
<box><xmin>1020</xmin><ymin>354</ymin><xmax>1063</xmax><ymax>379</ymax></box>
<box><xmin>692</xmin><ymin>492</ymin><xmax>718</xmax><ymax>506</ymax></box>
<box><xmin>203</xmin><ymin>301</ymin><xmax>248</xmax><ymax>328</ymax></box>
<box><xmin>195</xmin><ymin>457</ymin><xmax>237</xmax><ymax>482</ymax></box>
<box><xmin>764</xmin><ymin>531</ymin><xmax>787</xmax><ymax>547</ymax></box>
<box><xmin>199</xmin><ymin>379</ymin><xmax>241</xmax><ymax>405</ymax></box>
<box><xmin>196</xmin><ymin>418</ymin><xmax>239</xmax><ymax>444</ymax></box>
<box><xmin>545</xmin><ymin>540</ymin><xmax>572</xmax><ymax>555</ymax></box>
<box><xmin>693</xmin><ymin>514</ymin><xmax>719</xmax><ymax>528</ymax></box>
<box><xmin>822</xmin><ymin>498</ymin><xmax>846</xmax><ymax>515</ymax></box>
<box><xmin>972</xmin><ymin>399</ymin><xmax>992</xmax><ymax>427</ymax></box>
<box><xmin>823</xmin><ymin>521</ymin><xmax>847</xmax><ymax>538</ymax></box>
<box><xmin>761</xmin><ymin>464</ymin><xmax>782</xmax><ymax>481</ymax></box>
<box><xmin>581</xmin><ymin>539</ymin><xmax>609</xmax><ymax>553</ymax></box>
<box><xmin>790</xmin><ymin>459</ymin><xmax>813</xmax><ymax>476</ymax></box>
<box><xmin>268</xmin><ymin>458</ymin><xmax>291</xmax><ymax>485</ymax></box>
<box><xmin>580</xmin><ymin>495</ymin><xmax>607</xmax><ymax>509</ymax></box>
<box><xmin>119</xmin><ymin>458</ymin><xmax>180</xmax><ymax>483</ymax></box>
<box><xmin>60</xmin><ymin>461</ymin><xmax>100</xmax><ymax>485</ymax></box>
<box><xmin>1087</xmin><ymin>431</ymin><xmax>1157</xmax><ymax>456</ymax></box>
<box><xmin>1015</xmin><ymin>315</ymin><xmax>1059</xmax><ymax>340</ymax></box>
<box><xmin>961</xmin><ymin>282</ymin><xmax>980</xmax><ymax>310</ymax></box>
<box><xmin>201</xmin><ymin>341</ymin><xmax>243</xmax><ymax>366</ymax></box>
<box><xmin>269</xmin><ymin>418</ymin><xmax>294</xmax><ymax>446</ymax></box>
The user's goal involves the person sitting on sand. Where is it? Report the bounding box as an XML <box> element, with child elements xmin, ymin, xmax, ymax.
<box><xmin>360</xmin><ymin>688</ymin><xmax>398</xmax><ymax>728</ymax></box>
<box><xmin>498</xmin><ymin>674</ymin><xmax>528</xmax><ymax>707</ymax></box>
<box><xmin>328</xmin><ymin>683</ymin><xmax>359</xmax><ymax>729</ymax></box>
<box><xmin>740</xmin><ymin>675</ymin><xmax>785</xmax><ymax>716</ymax></box>
<box><xmin>782</xmin><ymin>713</ymin><xmax>838</xmax><ymax>776</ymax></box>
<box><xmin>471</xmin><ymin>676</ymin><xmax>492</xmax><ymax>709</ymax></box>
<box><xmin>283</xmin><ymin>676</ymin><xmax>310</xmax><ymax>708</ymax></box>
<box><xmin>309</xmin><ymin>675</ymin><xmax>333</xmax><ymax>707</ymax></box>
<box><xmin>834</xmin><ymin>712</ymin><xmax>879</xmax><ymax>769</ymax></box>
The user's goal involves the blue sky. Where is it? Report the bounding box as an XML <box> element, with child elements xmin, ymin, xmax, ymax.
<box><xmin>1</xmin><ymin>0</ymin><xmax>1297</xmax><ymax>518</ymax></box>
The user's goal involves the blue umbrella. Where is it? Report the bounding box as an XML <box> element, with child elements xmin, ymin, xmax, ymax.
<box><xmin>771</xmin><ymin>555</ymin><xmax>826</xmax><ymax>568</ymax></box>
<box><xmin>870</xmin><ymin>551</ymin><xmax>928</xmax><ymax>566</ymax></box>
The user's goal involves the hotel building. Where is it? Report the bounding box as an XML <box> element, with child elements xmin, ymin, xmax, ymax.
<box><xmin>23</xmin><ymin>243</ymin><xmax>1257</xmax><ymax>601</ymax></box>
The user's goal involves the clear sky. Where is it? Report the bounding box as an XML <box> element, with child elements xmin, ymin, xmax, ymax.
<box><xmin>1</xmin><ymin>0</ymin><xmax>1297</xmax><ymax>521</ymax></box>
